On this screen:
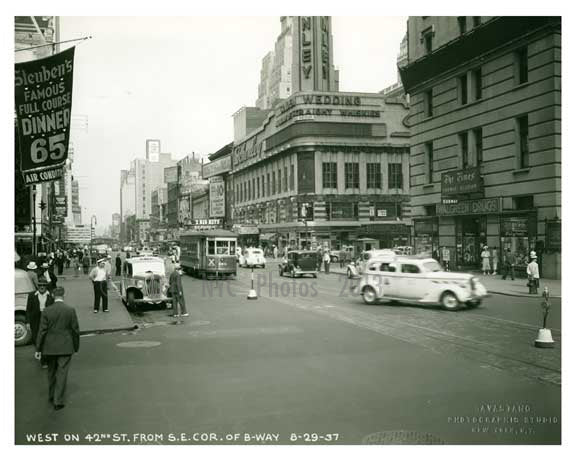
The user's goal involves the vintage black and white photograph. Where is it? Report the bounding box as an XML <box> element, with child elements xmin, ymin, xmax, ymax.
<box><xmin>9</xmin><ymin>4</ymin><xmax>565</xmax><ymax>451</ymax></box>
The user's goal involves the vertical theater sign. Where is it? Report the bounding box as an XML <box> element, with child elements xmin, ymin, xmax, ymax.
<box><xmin>15</xmin><ymin>47</ymin><xmax>75</xmax><ymax>185</ymax></box>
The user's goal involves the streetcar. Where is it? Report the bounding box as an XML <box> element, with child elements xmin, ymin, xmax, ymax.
<box><xmin>179</xmin><ymin>230</ymin><xmax>238</xmax><ymax>278</ymax></box>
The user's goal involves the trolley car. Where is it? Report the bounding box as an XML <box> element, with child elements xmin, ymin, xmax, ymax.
<box><xmin>179</xmin><ymin>230</ymin><xmax>238</xmax><ymax>278</ymax></box>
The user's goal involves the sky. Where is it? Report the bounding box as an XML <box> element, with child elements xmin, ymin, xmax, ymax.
<box><xmin>59</xmin><ymin>16</ymin><xmax>407</xmax><ymax>230</ymax></box>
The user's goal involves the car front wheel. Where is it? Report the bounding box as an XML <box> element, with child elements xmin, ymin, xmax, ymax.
<box><xmin>441</xmin><ymin>291</ymin><xmax>460</xmax><ymax>311</ymax></box>
<box><xmin>15</xmin><ymin>314</ymin><xmax>32</xmax><ymax>346</ymax></box>
<box><xmin>362</xmin><ymin>286</ymin><xmax>378</xmax><ymax>305</ymax></box>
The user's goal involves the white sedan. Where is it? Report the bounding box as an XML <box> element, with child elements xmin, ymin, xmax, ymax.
<box><xmin>239</xmin><ymin>248</ymin><xmax>266</xmax><ymax>268</ymax></box>
<box><xmin>352</xmin><ymin>256</ymin><xmax>487</xmax><ymax>310</ymax></box>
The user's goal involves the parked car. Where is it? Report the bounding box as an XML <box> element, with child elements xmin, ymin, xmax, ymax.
<box><xmin>351</xmin><ymin>256</ymin><xmax>487</xmax><ymax>310</ymax></box>
<box><xmin>330</xmin><ymin>245</ymin><xmax>354</xmax><ymax>263</ymax></box>
<box><xmin>15</xmin><ymin>268</ymin><xmax>36</xmax><ymax>346</ymax></box>
<box><xmin>279</xmin><ymin>250</ymin><xmax>318</xmax><ymax>278</ymax></box>
<box><xmin>120</xmin><ymin>256</ymin><xmax>171</xmax><ymax>311</ymax></box>
<box><xmin>239</xmin><ymin>247</ymin><xmax>266</xmax><ymax>268</ymax></box>
<box><xmin>123</xmin><ymin>246</ymin><xmax>134</xmax><ymax>252</ymax></box>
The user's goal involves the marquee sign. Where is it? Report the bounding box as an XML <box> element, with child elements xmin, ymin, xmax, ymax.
<box><xmin>15</xmin><ymin>47</ymin><xmax>75</xmax><ymax>186</ymax></box>
<box><xmin>436</xmin><ymin>198</ymin><xmax>501</xmax><ymax>216</ymax></box>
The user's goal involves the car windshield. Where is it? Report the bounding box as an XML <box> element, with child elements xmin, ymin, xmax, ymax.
<box><xmin>423</xmin><ymin>261</ymin><xmax>443</xmax><ymax>272</ymax></box>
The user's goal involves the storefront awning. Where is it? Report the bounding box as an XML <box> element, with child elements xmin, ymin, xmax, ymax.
<box><xmin>260</xmin><ymin>233</ymin><xmax>277</xmax><ymax>240</ymax></box>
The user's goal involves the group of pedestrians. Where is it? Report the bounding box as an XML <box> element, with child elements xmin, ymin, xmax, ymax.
<box><xmin>25</xmin><ymin>254</ymin><xmax>80</xmax><ymax>411</ymax></box>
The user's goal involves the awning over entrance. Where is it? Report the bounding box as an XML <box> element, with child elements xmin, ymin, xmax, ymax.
<box><xmin>260</xmin><ymin>233</ymin><xmax>277</xmax><ymax>241</ymax></box>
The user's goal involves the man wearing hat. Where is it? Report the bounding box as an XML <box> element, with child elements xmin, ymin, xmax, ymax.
<box><xmin>26</xmin><ymin>261</ymin><xmax>39</xmax><ymax>291</ymax></box>
<box><xmin>527</xmin><ymin>252</ymin><xmax>540</xmax><ymax>294</ymax></box>
<box><xmin>36</xmin><ymin>286</ymin><xmax>80</xmax><ymax>410</ymax></box>
<box><xmin>89</xmin><ymin>259</ymin><xmax>110</xmax><ymax>313</ymax></box>
<box><xmin>27</xmin><ymin>278</ymin><xmax>54</xmax><ymax>367</ymax></box>
<box><xmin>168</xmin><ymin>263</ymin><xmax>188</xmax><ymax>320</ymax></box>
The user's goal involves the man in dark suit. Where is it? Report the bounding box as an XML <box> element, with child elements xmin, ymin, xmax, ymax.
<box><xmin>36</xmin><ymin>286</ymin><xmax>80</xmax><ymax>410</ymax></box>
<box><xmin>169</xmin><ymin>263</ymin><xmax>187</xmax><ymax>321</ymax></box>
<box><xmin>26</xmin><ymin>278</ymin><xmax>54</xmax><ymax>367</ymax></box>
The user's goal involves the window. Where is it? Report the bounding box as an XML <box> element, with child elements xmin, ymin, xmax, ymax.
<box><xmin>458</xmin><ymin>16</ymin><xmax>467</xmax><ymax>35</ymax></box>
<box><xmin>207</xmin><ymin>240</ymin><xmax>215</xmax><ymax>255</ymax></box>
<box><xmin>388</xmin><ymin>163</ymin><xmax>403</xmax><ymax>189</ymax></box>
<box><xmin>252</xmin><ymin>178</ymin><xmax>256</xmax><ymax>200</ymax></box>
<box><xmin>379</xmin><ymin>262</ymin><xmax>397</xmax><ymax>272</ymax></box>
<box><xmin>424</xmin><ymin>89</ymin><xmax>433</xmax><ymax>117</ymax></box>
<box><xmin>474</xmin><ymin>128</ymin><xmax>483</xmax><ymax>165</ymax></box>
<box><xmin>277</xmin><ymin>169</ymin><xmax>282</xmax><ymax>194</ymax></box>
<box><xmin>425</xmin><ymin>142</ymin><xmax>434</xmax><ymax>183</ymax></box>
<box><xmin>514</xmin><ymin>195</ymin><xmax>534</xmax><ymax>210</ymax></box>
<box><xmin>473</xmin><ymin>16</ymin><xmax>481</xmax><ymax>27</ymax></box>
<box><xmin>460</xmin><ymin>132</ymin><xmax>469</xmax><ymax>168</ymax></box>
<box><xmin>367</xmin><ymin>163</ymin><xmax>382</xmax><ymax>188</ymax></box>
<box><xmin>271</xmin><ymin>172</ymin><xmax>276</xmax><ymax>195</ymax></box>
<box><xmin>515</xmin><ymin>47</ymin><xmax>529</xmax><ymax>85</ymax></box>
<box><xmin>424</xmin><ymin>34</ymin><xmax>433</xmax><ymax>54</ymax></box>
<box><xmin>284</xmin><ymin>166</ymin><xmax>288</xmax><ymax>192</ymax></box>
<box><xmin>322</xmin><ymin>162</ymin><xmax>338</xmax><ymax>188</ymax></box>
<box><xmin>266</xmin><ymin>173</ymin><xmax>270</xmax><ymax>196</ymax></box>
<box><xmin>290</xmin><ymin>164</ymin><xmax>294</xmax><ymax>190</ymax></box>
<box><xmin>472</xmin><ymin>68</ymin><xmax>482</xmax><ymax>100</ymax></box>
<box><xmin>401</xmin><ymin>264</ymin><xmax>421</xmax><ymax>274</ymax></box>
<box><xmin>459</xmin><ymin>74</ymin><xmax>468</xmax><ymax>105</ymax></box>
<box><xmin>257</xmin><ymin>177</ymin><xmax>260</xmax><ymax>197</ymax></box>
<box><xmin>327</xmin><ymin>202</ymin><xmax>359</xmax><ymax>220</ymax></box>
<box><xmin>344</xmin><ymin>162</ymin><xmax>360</xmax><ymax>189</ymax></box>
<box><xmin>517</xmin><ymin>115</ymin><xmax>530</xmax><ymax>168</ymax></box>
<box><xmin>216</xmin><ymin>240</ymin><xmax>230</xmax><ymax>255</ymax></box>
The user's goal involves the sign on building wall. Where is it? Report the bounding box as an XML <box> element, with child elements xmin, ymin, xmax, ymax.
<box><xmin>164</xmin><ymin>166</ymin><xmax>177</xmax><ymax>184</ymax></box>
<box><xmin>54</xmin><ymin>196</ymin><xmax>67</xmax><ymax>217</ymax></box>
<box><xmin>202</xmin><ymin>156</ymin><xmax>231</xmax><ymax>179</ymax></box>
<box><xmin>436</xmin><ymin>198</ymin><xmax>501</xmax><ymax>216</ymax></box>
<box><xmin>146</xmin><ymin>139</ymin><xmax>161</xmax><ymax>162</ymax></box>
<box><xmin>441</xmin><ymin>167</ymin><xmax>483</xmax><ymax>196</ymax></box>
<box><xmin>64</xmin><ymin>225</ymin><xmax>91</xmax><ymax>243</ymax></box>
<box><xmin>209</xmin><ymin>176</ymin><xmax>225</xmax><ymax>218</ymax></box>
<box><xmin>15</xmin><ymin>47</ymin><xmax>75</xmax><ymax>185</ymax></box>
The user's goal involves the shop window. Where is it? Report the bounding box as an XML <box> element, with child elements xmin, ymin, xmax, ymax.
<box><xmin>327</xmin><ymin>202</ymin><xmax>358</xmax><ymax>220</ymax></box>
<box><xmin>367</xmin><ymin>163</ymin><xmax>382</xmax><ymax>189</ymax></box>
<box><xmin>371</xmin><ymin>202</ymin><xmax>397</xmax><ymax>220</ymax></box>
<box><xmin>459</xmin><ymin>73</ymin><xmax>468</xmax><ymax>105</ymax></box>
<box><xmin>515</xmin><ymin>47</ymin><xmax>529</xmax><ymax>85</ymax></box>
<box><xmin>322</xmin><ymin>162</ymin><xmax>338</xmax><ymax>188</ymax></box>
<box><xmin>424</xmin><ymin>89</ymin><xmax>433</xmax><ymax>117</ymax></box>
<box><xmin>459</xmin><ymin>132</ymin><xmax>469</xmax><ymax>168</ymax></box>
<box><xmin>472</xmin><ymin>68</ymin><xmax>482</xmax><ymax>101</ymax></box>
<box><xmin>457</xmin><ymin>16</ymin><xmax>467</xmax><ymax>35</ymax></box>
<box><xmin>344</xmin><ymin>162</ymin><xmax>359</xmax><ymax>189</ymax></box>
<box><xmin>474</xmin><ymin>128</ymin><xmax>483</xmax><ymax>166</ymax></box>
<box><xmin>388</xmin><ymin>163</ymin><xmax>403</xmax><ymax>189</ymax></box>
<box><xmin>514</xmin><ymin>195</ymin><xmax>534</xmax><ymax>210</ymax></box>
<box><xmin>516</xmin><ymin>115</ymin><xmax>530</xmax><ymax>168</ymax></box>
<box><xmin>425</xmin><ymin>142</ymin><xmax>434</xmax><ymax>183</ymax></box>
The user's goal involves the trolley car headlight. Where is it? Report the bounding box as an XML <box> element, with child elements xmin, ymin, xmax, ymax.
<box><xmin>136</xmin><ymin>280</ymin><xmax>144</xmax><ymax>289</ymax></box>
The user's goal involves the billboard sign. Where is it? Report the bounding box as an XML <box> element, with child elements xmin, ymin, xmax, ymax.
<box><xmin>146</xmin><ymin>139</ymin><xmax>161</xmax><ymax>162</ymax></box>
<box><xmin>54</xmin><ymin>196</ymin><xmax>67</xmax><ymax>217</ymax></box>
<box><xmin>202</xmin><ymin>156</ymin><xmax>231</xmax><ymax>179</ymax></box>
<box><xmin>209</xmin><ymin>176</ymin><xmax>225</xmax><ymax>218</ymax></box>
<box><xmin>15</xmin><ymin>47</ymin><xmax>75</xmax><ymax>186</ymax></box>
<box><xmin>441</xmin><ymin>167</ymin><xmax>483</xmax><ymax>196</ymax></box>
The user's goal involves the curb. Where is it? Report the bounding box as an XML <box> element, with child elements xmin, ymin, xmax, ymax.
<box><xmin>488</xmin><ymin>290</ymin><xmax>561</xmax><ymax>299</ymax></box>
<box><xmin>80</xmin><ymin>325</ymin><xmax>138</xmax><ymax>336</ymax></box>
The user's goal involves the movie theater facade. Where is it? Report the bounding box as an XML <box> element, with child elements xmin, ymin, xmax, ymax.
<box><xmin>229</xmin><ymin>91</ymin><xmax>411</xmax><ymax>251</ymax></box>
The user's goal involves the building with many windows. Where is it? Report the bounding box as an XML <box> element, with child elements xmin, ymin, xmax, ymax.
<box><xmin>230</xmin><ymin>90</ymin><xmax>411</xmax><ymax>251</ymax></box>
<box><xmin>400</xmin><ymin>16</ymin><xmax>561</xmax><ymax>278</ymax></box>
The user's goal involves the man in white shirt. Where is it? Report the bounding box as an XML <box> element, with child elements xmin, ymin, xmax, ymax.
<box><xmin>89</xmin><ymin>259</ymin><xmax>110</xmax><ymax>313</ymax></box>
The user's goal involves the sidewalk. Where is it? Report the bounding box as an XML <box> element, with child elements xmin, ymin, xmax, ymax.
<box><xmin>60</xmin><ymin>275</ymin><xmax>136</xmax><ymax>335</ymax></box>
<box><xmin>326</xmin><ymin>266</ymin><xmax>561</xmax><ymax>299</ymax></box>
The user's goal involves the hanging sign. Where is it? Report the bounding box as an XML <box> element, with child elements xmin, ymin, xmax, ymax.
<box><xmin>15</xmin><ymin>47</ymin><xmax>75</xmax><ymax>185</ymax></box>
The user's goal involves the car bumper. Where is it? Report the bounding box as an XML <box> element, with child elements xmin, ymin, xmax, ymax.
<box><xmin>133</xmin><ymin>296</ymin><xmax>172</xmax><ymax>304</ymax></box>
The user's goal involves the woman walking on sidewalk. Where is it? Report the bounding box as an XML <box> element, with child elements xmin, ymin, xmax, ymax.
<box><xmin>481</xmin><ymin>246</ymin><xmax>491</xmax><ymax>275</ymax></box>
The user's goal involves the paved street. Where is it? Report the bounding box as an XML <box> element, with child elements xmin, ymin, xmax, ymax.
<box><xmin>15</xmin><ymin>263</ymin><xmax>561</xmax><ymax>445</ymax></box>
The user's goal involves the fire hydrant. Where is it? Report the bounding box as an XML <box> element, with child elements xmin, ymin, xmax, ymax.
<box><xmin>534</xmin><ymin>287</ymin><xmax>555</xmax><ymax>348</ymax></box>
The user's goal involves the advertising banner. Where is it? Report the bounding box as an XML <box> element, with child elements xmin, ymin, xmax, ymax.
<box><xmin>15</xmin><ymin>47</ymin><xmax>75</xmax><ymax>186</ymax></box>
<box><xmin>209</xmin><ymin>176</ymin><xmax>225</xmax><ymax>218</ymax></box>
<box><xmin>54</xmin><ymin>196</ymin><xmax>67</xmax><ymax>217</ymax></box>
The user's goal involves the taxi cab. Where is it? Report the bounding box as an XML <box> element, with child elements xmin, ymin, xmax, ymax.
<box><xmin>120</xmin><ymin>256</ymin><xmax>171</xmax><ymax>311</ymax></box>
<box><xmin>352</xmin><ymin>256</ymin><xmax>487</xmax><ymax>310</ymax></box>
<box><xmin>239</xmin><ymin>247</ymin><xmax>266</xmax><ymax>268</ymax></box>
